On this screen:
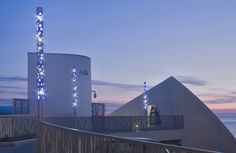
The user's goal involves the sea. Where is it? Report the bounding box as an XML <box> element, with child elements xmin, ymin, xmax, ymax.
<box><xmin>217</xmin><ymin>113</ymin><xmax>236</xmax><ymax>138</ymax></box>
<box><xmin>0</xmin><ymin>106</ymin><xmax>12</xmax><ymax>115</ymax></box>
<box><xmin>221</xmin><ymin>119</ymin><xmax>236</xmax><ymax>138</ymax></box>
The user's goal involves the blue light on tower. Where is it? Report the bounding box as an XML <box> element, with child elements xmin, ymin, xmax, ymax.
<box><xmin>72</xmin><ymin>67</ymin><xmax>78</xmax><ymax>127</ymax></box>
<box><xmin>143</xmin><ymin>82</ymin><xmax>148</xmax><ymax>110</ymax></box>
<box><xmin>72</xmin><ymin>67</ymin><xmax>78</xmax><ymax>107</ymax></box>
<box><xmin>36</xmin><ymin>7</ymin><xmax>45</xmax><ymax>102</ymax></box>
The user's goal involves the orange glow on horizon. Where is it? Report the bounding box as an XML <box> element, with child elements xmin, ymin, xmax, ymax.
<box><xmin>206</xmin><ymin>102</ymin><xmax>236</xmax><ymax>110</ymax></box>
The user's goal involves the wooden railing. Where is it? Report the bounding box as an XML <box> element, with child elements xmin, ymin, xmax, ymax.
<box><xmin>46</xmin><ymin>116</ymin><xmax>184</xmax><ymax>133</ymax></box>
<box><xmin>0</xmin><ymin>115</ymin><xmax>182</xmax><ymax>140</ymax></box>
<box><xmin>103</xmin><ymin>116</ymin><xmax>183</xmax><ymax>133</ymax></box>
<box><xmin>0</xmin><ymin>115</ymin><xmax>36</xmax><ymax>140</ymax></box>
<box><xmin>0</xmin><ymin>115</ymin><xmax>183</xmax><ymax>141</ymax></box>
<box><xmin>0</xmin><ymin>115</ymin><xmax>218</xmax><ymax>152</ymax></box>
<box><xmin>39</xmin><ymin>121</ymin><xmax>216</xmax><ymax>153</ymax></box>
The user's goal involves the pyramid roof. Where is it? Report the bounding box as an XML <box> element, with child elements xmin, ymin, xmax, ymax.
<box><xmin>111</xmin><ymin>76</ymin><xmax>236</xmax><ymax>152</ymax></box>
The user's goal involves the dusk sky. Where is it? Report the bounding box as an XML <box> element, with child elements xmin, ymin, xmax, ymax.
<box><xmin>0</xmin><ymin>0</ymin><xmax>236</xmax><ymax>112</ymax></box>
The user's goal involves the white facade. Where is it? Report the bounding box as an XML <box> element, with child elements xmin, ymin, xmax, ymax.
<box><xmin>28</xmin><ymin>53</ymin><xmax>92</xmax><ymax>116</ymax></box>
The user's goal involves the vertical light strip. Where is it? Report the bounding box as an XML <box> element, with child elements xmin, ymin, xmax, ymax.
<box><xmin>72</xmin><ymin>67</ymin><xmax>78</xmax><ymax>107</ymax></box>
<box><xmin>36</xmin><ymin>7</ymin><xmax>45</xmax><ymax>102</ymax></box>
<box><xmin>143</xmin><ymin>82</ymin><xmax>148</xmax><ymax>110</ymax></box>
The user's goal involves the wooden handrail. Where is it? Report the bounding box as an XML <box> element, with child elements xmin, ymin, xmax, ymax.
<box><xmin>39</xmin><ymin>121</ymin><xmax>219</xmax><ymax>153</ymax></box>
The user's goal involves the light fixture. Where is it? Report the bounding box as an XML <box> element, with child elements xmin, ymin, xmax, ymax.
<box><xmin>143</xmin><ymin>82</ymin><xmax>148</xmax><ymax>110</ymax></box>
<box><xmin>91</xmin><ymin>90</ymin><xmax>97</xmax><ymax>99</ymax></box>
<box><xmin>72</xmin><ymin>67</ymin><xmax>78</xmax><ymax>107</ymax></box>
<box><xmin>72</xmin><ymin>66</ymin><xmax>78</xmax><ymax>128</ymax></box>
<box><xmin>36</xmin><ymin>7</ymin><xmax>45</xmax><ymax>102</ymax></box>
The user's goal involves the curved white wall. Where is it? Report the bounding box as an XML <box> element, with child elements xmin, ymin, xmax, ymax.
<box><xmin>28</xmin><ymin>53</ymin><xmax>91</xmax><ymax>116</ymax></box>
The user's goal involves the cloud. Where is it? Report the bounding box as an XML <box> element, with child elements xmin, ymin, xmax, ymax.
<box><xmin>176</xmin><ymin>76</ymin><xmax>207</xmax><ymax>86</ymax></box>
<box><xmin>0</xmin><ymin>90</ymin><xmax>27</xmax><ymax>96</ymax></box>
<box><xmin>201</xmin><ymin>91</ymin><xmax>236</xmax><ymax>104</ymax></box>
<box><xmin>0</xmin><ymin>85</ymin><xmax>21</xmax><ymax>89</ymax></box>
<box><xmin>92</xmin><ymin>80</ymin><xmax>156</xmax><ymax>110</ymax></box>
<box><xmin>205</xmin><ymin>95</ymin><xmax>236</xmax><ymax>104</ymax></box>
<box><xmin>0</xmin><ymin>98</ymin><xmax>12</xmax><ymax>102</ymax></box>
<box><xmin>92</xmin><ymin>80</ymin><xmax>145</xmax><ymax>105</ymax></box>
<box><xmin>0</xmin><ymin>76</ymin><xmax>27</xmax><ymax>82</ymax></box>
<box><xmin>103</xmin><ymin>102</ymin><xmax>124</xmax><ymax>115</ymax></box>
<box><xmin>12</xmin><ymin>91</ymin><xmax>27</xmax><ymax>96</ymax></box>
<box><xmin>92</xmin><ymin>80</ymin><xmax>144</xmax><ymax>89</ymax></box>
<box><xmin>198</xmin><ymin>89</ymin><xmax>236</xmax><ymax>105</ymax></box>
<box><xmin>105</xmin><ymin>102</ymin><xmax>123</xmax><ymax>110</ymax></box>
<box><xmin>0</xmin><ymin>98</ymin><xmax>12</xmax><ymax>106</ymax></box>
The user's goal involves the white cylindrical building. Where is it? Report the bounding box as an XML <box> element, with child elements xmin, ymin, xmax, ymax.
<box><xmin>28</xmin><ymin>53</ymin><xmax>91</xmax><ymax>116</ymax></box>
